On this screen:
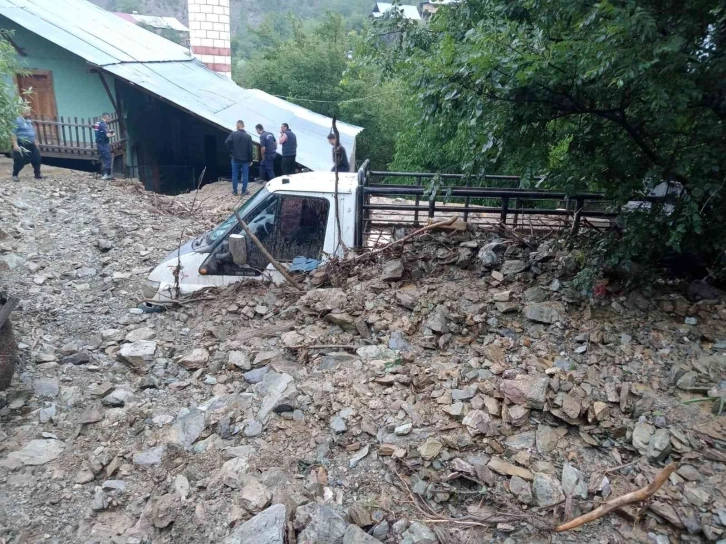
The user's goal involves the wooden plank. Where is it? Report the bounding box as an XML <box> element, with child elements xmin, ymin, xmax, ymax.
<box><xmin>74</xmin><ymin>117</ymin><xmax>80</xmax><ymax>149</ymax></box>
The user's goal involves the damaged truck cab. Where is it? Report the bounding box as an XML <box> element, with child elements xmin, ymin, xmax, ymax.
<box><xmin>143</xmin><ymin>172</ymin><xmax>358</xmax><ymax>302</ymax></box>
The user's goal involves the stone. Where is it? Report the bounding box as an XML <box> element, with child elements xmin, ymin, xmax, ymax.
<box><xmin>523</xmin><ymin>286</ymin><xmax>547</xmax><ymax>303</ymax></box>
<box><xmin>102</xmin><ymin>480</ymin><xmax>127</xmax><ymax>493</ymax></box>
<box><xmin>632</xmin><ymin>421</ymin><xmax>655</xmax><ymax>455</ymax></box>
<box><xmin>348</xmin><ymin>503</ymin><xmax>373</xmax><ymax>526</ymax></box>
<box><xmin>257</xmin><ymin>371</ymin><xmax>295</xmax><ymax>421</ymax></box>
<box><xmin>500</xmin><ymin>374</ymin><xmax>549</xmax><ymax>410</ymax></box>
<box><xmin>151</xmin><ymin>493</ymin><xmax>179</xmax><ymax>528</ymax></box>
<box><xmin>536</xmin><ymin>425</ymin><xmax>562</xmax><ymax>455</ymax></box>
<box><xmin>91</xmin><ymin>487</ymin><xmax>108</xmax><ymax>511</ymax></box>
<box><xmin>177</xmin><ymin>348</ymin><xmax>210</xmax><ymax>370</ymax></box>
<box><xmin>300</xmin><ymin>288</ymin><xmax>347</xmax><ymax>312</ymax></box>
<box><xmin>400</xmin><ymin>521</ymin><xmax>437</xmax><ymax>544</ymax></box>
<box><xmin>174</xmin><ymin>475</ymin><xmax>190</xmax><ymax>499</ymax></box>
<box><xmin>240</xmin><ymin>475</ymin><xmax>272</xmax><ymax>513</ymax></box>
<box><xmin>488</xmin><ymin>457</ymin><xmax>533</xmax><ymax>480</ymax></box>
<box><xmin>502</xmin><ymin>260</ymin><xmax>527</xmax><ymax>276</ymax></box>
<box><xmin>561</xmin><ymin>463</ymin><xmax>588</xmax><ymax>499</ymax></box>
<box><xmin>298</xmin><ymin>506</ymin><xmax>348</xmax><ymax>544</ymax></box>
<box><xmin>325</xmin><ymin>313</ymin><xmax>357</xmax><ymax>331</ymax></box>
<box><xmin>117</xmin><ymin>341</ymin><xmax>157</xmax><ymax>369</ymax></box>
<box><xmin>102</xmin><ymin>387</ymin><xmax>133</xmax><ymax>407</ymax></box>
<box><xmin>221</xmin><ymin>457</ymin><xmax>251</xmax><ymax>489</ymax></box>
<box><xmin>223</xmin><ymin>504</ymin><xmax>286</xmax><ymax>544</ymax></box>
<box><xmin>676</xmin><ymin>371</ymin><xmax>698</xmax><ymax>389</ymax></box>
<box><xmin>331</xmin><ymin>416</ymin><xmax>347</xmax><ymax>434</ymax></box>
<box><xmin>418</xmin><ymin>438</ymin><xmax>443</xmax><ymax>460</ymax></box>
<box><xmin>462</xmin><ymin>410</ymin><xmax>492</xmax><ymax>436</ymax></box>
<box><xmin>244</xmin><ymin>420</ymin><xmax>263</xmax><ymax>438</ymax></box>
<box><xmin>493</xmin><ymin>291</ymin><xmax>512</xmax><ymax>302</ymax></box>
<box><xmin>7</xmin><ymin>439</ymin><xmax>64</xmax><ymax>466</ymax></box>
<box><xmin>125</xmin><ymin>327</ymin><xmax>155</xmax><ymax>343</ymax></box>
<box><xmin>133</xmin><ymin>445</ymin><xmax>166</xmax><ymax>466</ymax></box>
<box><xmin>524</xmin><ymin>302</ymin><xmax>563</xmax><ymax>324</ymax></box>
<box><xmin>39</xmin><ymin>405</ymin><xmax>56</xmax><ymax>423</ymax></box>
<box><xmin>683</xmin><ymin>484</ymin><xmax>709</xmax><ymax>508</ymax></box>
<box><xmin>343</xmin><ymin>525</ymin><xmax>383</xmax><ymax>544</ymax></box>
<box><xmin>504</xmin><ymin>431</ymin><xmax>535</xmax><ymax>451</ymax></box>
<box><xmin>508</xmin><ymin>405</ymin><xmax>529</xmax><ymax>426</ymax></box>
<box><xmin>381</xmin><ymin>259</ymin><xmax>404</xmax><ymax>281</ymax></box>
<box><xmin>395</xmin><ymin>423</ymin><xmax>413</xmax><ymax>436</ymax></box>
<box><xmin>372</xmin><ymin>521</ymin><xmax>389</xmax><ymax>540</ymax></box>
<box><xmin>228</xmin><ymin>350</ymin><xmax>251</xmax><ymax>371</ymax></box>
<box><xmin>532</xmin><ymin>473</ymin><xmax>565</xmax><ymax>507</ymax></box>
<box><xmin>61</xmin><ymin>352</ymin><xmax>91</xmax><ymax>365</ymax></box>
<box><xmin>76</xmin><ymin>267</ymin><xmax>97</xmax><ymax>278</ymax></box>
<box><xmin>647</xmin><ymin>428</ymin><xmax>672</xmax><ymax>462</ymax></box>
<box><xmin>167</xmin><ymin>408</ymin><xmax>207</xmax><ymax>449</ymax></box>
<box><xmin>349</xmin><ymin>445</ymin><xmax>370</xmax><ymax>469</ymax></box>
<box><xmin>588</xmin><ymin>401</ymin><xmax>609</xmax><ymax>423</ymax></box>
<box><xmin>676</xmin><ymin>465</ymin><xmax>700</xmax><ymax>481</ymax></box>
<box><xmin>34</xmin><ymin>377</ymin><xmax>60</xmax><ymax>397</ymax></box>
<box><xmin>509</xmin><ymin>475</ymin><xmax>533</xmax><ymax>504</ymax></box>
<box><xmin>243</xmin><ymin>366</ymin><xmax>269</xmax><ymax>384</ymax></box>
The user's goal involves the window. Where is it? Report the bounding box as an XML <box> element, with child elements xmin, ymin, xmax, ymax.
<box><xmin>202</xmin><ymin>195</ymin><xmax>329</xmax><ymax>276</ymax></box>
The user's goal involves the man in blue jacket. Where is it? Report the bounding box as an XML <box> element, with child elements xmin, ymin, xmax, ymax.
<box><xmin>94</xmin><ymin>113</ymin><xmax>115</xmax><ymax>180</ymax></box>
<box><xmin>10</xmin><ymin>107</ymin><xmax>43</xmax><ymax>181</ymax></box>
<box><xmin>255</xmin><ymin>123</ymin><xmax>277</xmax><ymax>181</ymax></box>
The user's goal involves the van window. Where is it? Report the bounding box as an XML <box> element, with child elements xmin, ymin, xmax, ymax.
<box><xmin>202</xmin><ymin>195</ymin><xmax>330</xmax><ymax>276</ymax></box>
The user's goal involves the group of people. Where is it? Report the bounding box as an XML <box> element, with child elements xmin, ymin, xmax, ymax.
<box><xmin>224</xmin><ymin>120</ymin><xmax>349</xmax><ymax>196</ymax></box>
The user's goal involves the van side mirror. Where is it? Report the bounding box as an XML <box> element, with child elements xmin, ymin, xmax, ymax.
<box><xmin>229</xmin><ymin>234</ymin><xmax>248</xmax><ymax>265</ymax></box>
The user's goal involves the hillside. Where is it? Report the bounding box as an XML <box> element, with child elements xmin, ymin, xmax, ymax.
<box><xmin>89</xmin><ymin>0</ymin><xmax>373</xmax><ymax>33</ymax></box>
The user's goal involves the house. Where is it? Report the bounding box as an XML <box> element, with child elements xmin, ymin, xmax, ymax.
<box><xmin>0</xmin><ymin>0</ymin><xmax>363</xmax><ymax>194</ymax></box>
<box><xmin>113</xmin><ymin>12</ymin><xmax>190</xmax><ymax>47</ymax></box>
<box><xmin>370</xmin><ymin>2</ymin><xmax>422</xmax><ymax>21</ymax></box>
<box><xmin>419</xmin><ymin>0</ymin><xmax>459</xmax><ymax>18</ymax></box>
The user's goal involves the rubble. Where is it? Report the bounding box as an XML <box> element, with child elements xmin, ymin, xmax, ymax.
<box><xmin>2</xmin><ymin>163</ymin><xmax>726</xmax><ymax>543</ymax></box>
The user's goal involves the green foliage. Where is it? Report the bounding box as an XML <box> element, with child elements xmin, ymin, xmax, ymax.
<box><xmin>0</xmin><ymin>32</ymin><xmax>25</xmax><ymax>149</ymax></box>
<box><xmin>114</xmin><ymin>0</ymin><xmax>142</xmax><ymax>13</ymax></box>
<box><xmin>137</xmin><ymin>22</ymin><xmax>184</xmax><ymax>45</ymax></box>
<box><xmin>361</xmin><ymin>0</ymin><xmax>726</xmax><ymax>280</ymax></box>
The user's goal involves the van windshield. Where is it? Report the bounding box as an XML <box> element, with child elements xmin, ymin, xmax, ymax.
<box><xmin>200</xmin><ymin>188</ymin><xmax>270</xmax><ymax>247</ymax></box>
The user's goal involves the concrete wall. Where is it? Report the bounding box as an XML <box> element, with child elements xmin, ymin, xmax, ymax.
<box><xmin>2</xmin><ymin>18</ymin><xmax>115</xmax><ymax>130</ymax></box>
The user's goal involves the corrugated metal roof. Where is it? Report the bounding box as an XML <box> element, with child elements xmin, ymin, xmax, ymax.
<box><xmin>115</xmin><ymin>13</ymin><xmax>190</xmax><ymax>32</ymax></box>
<box><xmin>0</xmin><ymin>0</ymin><xmax>362</xmax><ymax>172</ymax></box>
<box><xmin>371</xmin><ymin>2</ymin><xmax>422</xmax><ymax>20</ymax></box>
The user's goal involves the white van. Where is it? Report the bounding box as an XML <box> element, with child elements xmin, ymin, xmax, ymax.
<box><xmin>143</xmin><ymin>172</ymin><xmax>358</xmax><ymax>302</ymax></box>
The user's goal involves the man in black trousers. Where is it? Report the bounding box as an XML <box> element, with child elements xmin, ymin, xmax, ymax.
<box><xmin>225</xmin><ymin>120</ymin><xmax>254</xmax><ymax>196</ymax></box>
<box><xmin>10</xmin><ymin>106</ymin><xmax>43</xmax><ymax>182</ymax></box>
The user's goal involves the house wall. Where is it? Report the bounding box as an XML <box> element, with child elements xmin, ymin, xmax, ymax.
<box><xmin>2</xmin><ymin>18</ymin><xmax>115</xmax><ymax>129</ymax></box>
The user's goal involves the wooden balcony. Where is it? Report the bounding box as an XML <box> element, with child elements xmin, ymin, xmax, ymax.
<box><xmin>31</xmin><ymin>116</ymin><xmax>126</xmax><ymax>160</ymax></box>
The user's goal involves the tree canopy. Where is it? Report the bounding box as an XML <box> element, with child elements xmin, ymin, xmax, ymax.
<box><xmin>0</xmin><ymin>32</ymin><xmax>24</xmax><ymax>149</ymax></box>
<box><xmin>361</xmin><ymin>0</ymin><xmax>726</xmax><ymax>279</ymax></box>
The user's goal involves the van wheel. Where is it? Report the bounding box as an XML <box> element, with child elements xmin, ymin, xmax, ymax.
<box><xmin>138</xmin><ymin>302</ymin><xmax>165</xmax><ymax>314</ymax></box>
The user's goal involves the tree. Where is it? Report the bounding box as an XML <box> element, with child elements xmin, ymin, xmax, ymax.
<box><xmin>115</xmin><ymin>0</ymin><xmax>142</xmax><ymax>13</ymax></box>
<box><xmin>362</xmin><ymin>0</ymin><xmax>726</xmax><ymax>279</ymax></box>
<box><xmin>0</xmin><ymin>32</ymin><xmax>24</xmax><ymax>149</ymax></box>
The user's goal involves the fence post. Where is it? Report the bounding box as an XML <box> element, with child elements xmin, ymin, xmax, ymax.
<box><xmin>414</xmin><ymin>175</ymin><xmax>422</xmax><ymax>227</ymax></box>
<box><xmin>463</xmin><ymin>175</ymin><xmax>471</xmax><ymax>223</ymax></box>
<box><xmin>572</xmin><ymin>197</ymin><xmax>584</xmax><ymax>234</ymax></box>
<box><xmin>500</xmin><ymin>196</ymin><xmax>509</xmax><ymax>224</ymax></box>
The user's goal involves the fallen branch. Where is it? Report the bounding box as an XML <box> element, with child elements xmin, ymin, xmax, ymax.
<box><xmin>287</xmin><ymin>344</ymin><xmax>357</xmax><ymax>350</ymax></box>
<box><xmin>233</xmin><ymin>211</ymin><xmax>304</xmax><ymax>292</ymax></box>
<box><xmin>554</xmin><ymin>462</ymin><xmax>678</xmax><ymax>532</ymax></box>
<box><xmin>352</xmin><ymin>216</ymin><xmax>458</xmax><ymax>263</ymax></box>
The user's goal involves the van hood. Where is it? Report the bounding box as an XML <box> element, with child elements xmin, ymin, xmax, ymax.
<box><xmin>163</xmin><ymin>239</ymin><xmax>197</xmax><ymax>262</ymax></box>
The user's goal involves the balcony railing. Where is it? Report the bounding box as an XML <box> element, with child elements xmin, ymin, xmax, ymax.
<box><xmin>30</xmin><ymin>116</ymin><xmax>125</xmax><ymax>160</ymax></box>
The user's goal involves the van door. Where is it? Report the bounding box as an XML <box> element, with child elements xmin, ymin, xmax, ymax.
<box><xmin>201</xmin><ymin>193</ymin><xmax>330</xmax><ymax>278</ymax></box>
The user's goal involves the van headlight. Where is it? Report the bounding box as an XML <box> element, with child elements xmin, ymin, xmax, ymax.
<box><xmin>142</xmin><ymin>280</ymin><xmax>161</xmax><ymax>300</ymax></box>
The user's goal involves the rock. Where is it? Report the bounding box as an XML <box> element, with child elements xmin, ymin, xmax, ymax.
<box><xmin>462</xmin><ymin>410</ymin><xmax>493</xmax><ymax>436</ymax></box>
<box><xmin>133</xmin><ymin>445</ymin><xmax>166</xmax><ymax>466</ymax></box>
<box><xmin>488</xmin><ymin>457</ymin><xmax>533</xmax><ymax>480</ymax></box>
<box><xmin>493</xmin><ymin>291</ymin><xmax>511</xmax><ymax>302</ymax></box>
<box><xmin>502</xmin><ymin>260</ymin><xmax>527</xmax><ymax>276</ymax></box>
<box><xmin>300</xmin><ymin>288</ymin><xmax>347</xmax><ymax>312</ymax></box>
<box><xmin>400</xmin><ymin>521</ymin><xmax>437</xmax><ymax>544</ymax></box>
<box><xmin>102</xmin><ymin>387</ymin><xmax>133</xmax><ymax>407</ymax></box>
<box><xmin>61</xmin><ymin>352</ymin><xmax>91</xmax><ymax>365</ymax></box>
<box><xmin>524</xmin><ymin>302</ymin><xmax>563</xmax><ymax>324</ymax></box>
<box><xmin>125</xmin><ymin>327</ymin><xmax>155</xmax><ymax>343</ymax></box>
<box><xmin>102</xmin><ymin>480</ymin><xmax>127</xmax><ymax>493</ymax></box>
<box><xmin>381</xmin><ymin>259</ymin><xmax>404</xmax><ymax>281</ymax></box>
<box><xmin>418</xmin><ymin>438</ymin><xmax>443</xmax><ymax>460</ymax></box>
<box><xmin>649</xmin><ymin>501</ymin><xmax>684</xmax><ymax>529</ymax></box>
<box><xmin>532</xmin><ymin>473</ymin><xmax>565</xmax><ymax>507</ymax></box>
<box><xmin>240</xmin><ymin>475</ymin><xmax>272</xmax><ymax>513</ymax></box>
<box><xmin>221</xmin><ymin>457</ymin><xmax>251</xmax><ymax>488</ymax></box>
<box><xmin>508</xmin><ymin>405</ymin><xmax>529</xmax><ymax>426</ymax></box>
<box><xmin>504</xmin><ymin>431</ymin><xmax>535</xmax><ymax>451</ymax></box>
<box><xmin>372</xmin><ymin>521</ymin><xmax>389</xmax><ymax>540</ymax></box>
<box><xmin>523</xmin><ymin>286</ymin><xmax>547</xmax><ymax>303</ymax></box>
<box><xmin>244</xmin><ymin>420</ymin><xmax>263</xmax><ymax>438</ymax></box>
<box><xmin>74</xmin><ymin>463</ymin><xmax>95</xmax><ymax>484</ymax></box>
<box><xmin>425</xmin><ymin>309</ymin><xmax>449</xmax><ymax>334</ymax></box>
<box><xmin>223</xmin><ymin>504</ymin><xmax>286</xmax><ymax>544</ymax></box>
<box><xmin>91</xmin><ymin>487</ymin><xmax>108</xmax><ymax>511</ymax></box>
<box><xmin>588</xmin><ymin>401</ymin><xmax>609</xmax><ymax>423</ymax></box>
<box><xmin>150</xmin><ymin>493</ymin><xmax>179</xmax><ymax>528</ymax></box>
<box><xmin>243</xmin><ymin>366</ymin><xmax>269</xmax><ymax>384</ymax></box>
<box><xmin>7</xmin><ymin>439</ymin><xmax>64</xmax><ymax>466</ymax></box>
<box><xmin>174</xmin><ymin>475</ymin><xmax>190</xmax><ymax>499</ymax></box>
<box><xmin>167</xmin><ymin>408</ymin><xmax>207</xmax><ymax>449</ymax></box>
<box><xmin>536</xmin><ymin>425</ymin><xmax>562</xmax><ymax>455</ymax></box>
<box><xmin>33</xmin><ymin>377</ymin><xmax>60</xmax><ymax>398</ymax></box>
<box><xmin>676</xmin><ymin>465</ymin><xmax>700</xmax><ymax>481</ymax></box>
<box><xmin>500</xmin><ymin>374</ymin><xmax>549</xmax><ymax>410</ymax></box>
<box><xmin>228</xmin><ymin>350</ymin><xmax>251</xmax><ymax>371</ymax></box>
<box><xmin>647</xmin><ymin>428</ymin><xmax>672</xmax><ymax>462</ymax></box>
<box><xmin>39</xmin><ymin>404</ymin><xmax>56</xmax><ymax>423</ymax></box>
<box><xmin>676</xmin><ymin>371</ymin><xmax>698</xmax><ymax>389</ymax></box>
<box><xmin>349</xmin><ymin>444</ymin><xmax>370</xmax><ymax>469</ymax></box>
<box><xmin>257</xmin><ymin>371</ymin><xmax>295</xmax><ymax>421</ymax></box>
<box><xmin>177</xmin><ymin>348</ymin><xmax>210</xmax><ymax>370</ymax></box>
<box><xmin>117</xmin><ymin>341</ymin><xmax>157</xmax><ymax>369</ymax></box>
<box><xmin>395</xmin><ymin>423</ymin><xmax>413</xmax><ymax>436</ymax></box>
<box><xmin>343</xmin><ymin>525</ymin><xmax>383</xmax><ymax>544</ymax></box>
<box><xmin>325</xmin><ymin>313</ymin><xmax>357</xmax><ymax>331</ymax></box>
<box><xmin>509</xmin><ymin>475</ymin><xmax>533</xmax><ymax>504</ymax></box>
<box><xmin>683</xmin><ymin>484</ymin><xmax>709</xmax><ymax>508</ymax></box>
<box><xmin>298</xmin><ymin>506</ymin><xmax>348</xmax><ymax>544</ymax></box>
<box><xmin>331</xmin><ymin>416</ymin><xmax>347</xmax><ymax>434</ymax></box>
<box><xmin>632</xmin><ymin>421</ymin><xmax>655</xmax><ymax>455</ymax></box>
<box><xmin>561</xmin><ymin>463</ymin><xmax>588</xmax><ymax>499</ymax></box>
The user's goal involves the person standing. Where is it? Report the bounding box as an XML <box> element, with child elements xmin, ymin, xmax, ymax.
<box><xmin>255</xmin><ymin>124</ymin><xmax>277</xmax><ymax>181</ymax></box>
<box><xmin>278</xmin><ymin>123</ymin><xmax>297</xmax><ymax>175</ymax></box>
<box><xmin>327</xmin><ymin>133</ymin><xmax>350</xmax><ymax>172</ymax></box>
<box><xmin>10</xmin><ymin>107</ymin><xmax>43</xmax><ymax>182</ymax></box>
<box><xmin>225</xmin><ymin>120</ymin><xmax>254</xmax><ymax>196</ymax></box>
<box><xmin>94</xmin><ymin>113</ymin><xmax>115</xmax><ymax>180</ymax></box>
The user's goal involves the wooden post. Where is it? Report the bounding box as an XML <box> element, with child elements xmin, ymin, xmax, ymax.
<box><xmin>97</xmin><ymin>71</ymin><xmax>127</xmax><ymax>138</ymax></box>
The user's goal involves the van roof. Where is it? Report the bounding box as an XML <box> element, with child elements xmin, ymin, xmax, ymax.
<box><xmin>266</xmin><ymin>171</ymin><xmax>359</xmax><ymax>195</ymax></box>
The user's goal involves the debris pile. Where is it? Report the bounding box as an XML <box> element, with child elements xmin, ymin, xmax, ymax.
<box><xmin>1</xmin><ymin>161</ymin><xmax>726</xmax><ymax>543</ymax></box>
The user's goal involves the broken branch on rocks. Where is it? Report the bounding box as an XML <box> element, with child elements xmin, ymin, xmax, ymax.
<box><xmin>554</xmin><ymin>463</ymin><xmax>679</xmax><ymax>532</ymax></box>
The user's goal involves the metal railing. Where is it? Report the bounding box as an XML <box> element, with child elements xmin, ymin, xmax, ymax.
<box><xmin>354</xmin><ymin>160</ymin><xmax>636</xmax><ymax>247</ymax></box>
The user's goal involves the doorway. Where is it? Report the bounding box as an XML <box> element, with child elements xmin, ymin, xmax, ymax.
<box><xmin>16</xmin><ymin>70</ymin><xmax>58</xmax><ymax>141</ymax></box>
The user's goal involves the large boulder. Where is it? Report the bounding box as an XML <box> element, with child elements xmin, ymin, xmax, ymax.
<box><xmin>224</xmin><ymin>504</ymin><xmax>286</xmax><ymax>544</ymax></box>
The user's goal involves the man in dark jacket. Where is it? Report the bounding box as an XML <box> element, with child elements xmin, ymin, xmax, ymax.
<box><xmin>10</xmin><ymin>106</ymin><xmax>43</xmax><ymax>181</ymax></box>
<box><xmin>255</xmin><ymin>123</ymin><xmax>277</xmax><ymax>181</ymax></box>
<box><xmin>225</xmin><ymin>120</ymin><xmax>254</xmax><ymax>196</ymax></box>
<box><xmin>327</xmin><ymin>133</ymin><xmax>350</xmax><ymax>172</ymax></box>
<box><xmin>278</xmin><ymin>123</ymin><xmax>297</xmax><ymax>175</ymax></box>
<box><xmin>94</xmin><ymin>113</ymin><xmax>115</xmax><ymax>180</ymax></box>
